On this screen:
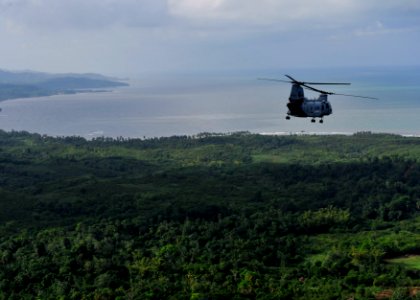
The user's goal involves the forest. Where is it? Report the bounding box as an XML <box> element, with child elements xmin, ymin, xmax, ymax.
<box><xmin>1</xmin><ymin>130</ymin><xmax>420</xmax><ymax>299</ymax></box>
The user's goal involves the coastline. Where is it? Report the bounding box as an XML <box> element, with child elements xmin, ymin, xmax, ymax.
<box><xmin>0</xmin><ymin>88</ymin><xmax>121</xmax><ymax>103</ymax></box>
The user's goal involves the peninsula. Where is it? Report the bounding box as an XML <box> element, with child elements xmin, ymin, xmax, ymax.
<box><xmin>0</xmin><ymin>69</ymin><xmax>128</xmax><ymax>102</ymax></box>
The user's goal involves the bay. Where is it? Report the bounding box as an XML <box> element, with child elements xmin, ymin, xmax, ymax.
<box><xmin>0</xmin><ymin>66</ymin><xmax>419</xmax><ymax>138</ymax></box>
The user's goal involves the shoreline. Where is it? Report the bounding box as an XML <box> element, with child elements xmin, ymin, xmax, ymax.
<box><xmin>2</xmin><ymin>129</ymin><xmax>420</xmax><ymax>140</ymax></box>
<box><xmin>0</xmin><ymin>88</ymin><xmax>114</xmax><ymax>103</ymax></box>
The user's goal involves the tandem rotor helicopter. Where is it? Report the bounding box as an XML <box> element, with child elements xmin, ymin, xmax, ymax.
<box><xmin>259</xmin><ymin>75</ymin><xmax>377</xmax><ymax>123</ymax></box>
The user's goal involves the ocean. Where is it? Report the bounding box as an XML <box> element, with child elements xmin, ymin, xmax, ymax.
<box><xmin>0</xmin><ymin>66</ymin><xmax>419</xmax><ymax>138</ymax></box>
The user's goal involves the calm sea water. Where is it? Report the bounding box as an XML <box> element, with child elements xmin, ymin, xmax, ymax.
<box><xmin>1</xmin><ymin>66</ymin><xmax>419</xmax><ymax>138</ymax></box>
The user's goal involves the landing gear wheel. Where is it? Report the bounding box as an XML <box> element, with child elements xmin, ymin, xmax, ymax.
<box><xmin>319</xmin><ymin>119</ymin><xmax>323</xmax><ymax>124</ymax></box>
<box><xmin>311</xmin><ymin>119</ymin><xmax>316</xmax><ymax>123</ymax></box>
<box><xmin>286</xmin><ymin>116</ymin><xmax>291</xmax><ymax>120</ymax></box>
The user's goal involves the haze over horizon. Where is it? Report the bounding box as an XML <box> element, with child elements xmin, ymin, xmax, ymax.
<box><xmin>0</xmin><ymin>0</ymin><xmax>419</xmax><ymax>77</ymax></box>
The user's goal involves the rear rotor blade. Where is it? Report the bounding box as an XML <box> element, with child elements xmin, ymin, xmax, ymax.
<box><xmin>301</xmin><ymin>84</ymin><xmax>330</xmax><ymax>94</ymax></box>
<box><xmin>285</xmin><ymin>74</ymin><xmax>350</xmax><ymax>85</ymax></box>
<box><xmin>259</xmin><ymin>75</ymin><xmax>351</xmax><ymax>86</ymax></box>
<box><xmin>258</xmin><ymin>78</ymin><xmax>291</xmax><ymax>83</ymax></box>
<box><xmin>304</xmin><ymin>82</ymin><xmax>351</xmax><ymax>85</ymax></box>
<box><xmin>259</xmin><ymin>75</ymin><xmax>377</xmax><ymax>99</ymax></box>
<box><xmin>284</xmin><ymin>74</ymin><xmax>299</xmax><ymax>83</ymax></box>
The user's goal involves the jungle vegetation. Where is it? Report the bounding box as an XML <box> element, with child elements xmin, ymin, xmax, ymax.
<box><xmin>1</xmin><ymin>130</ymin><xmax>420</xmax><ymax>299</ymax></box>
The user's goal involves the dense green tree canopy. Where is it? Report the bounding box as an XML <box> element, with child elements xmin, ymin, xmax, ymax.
<box><xmin>1</xmin><ymin>130</ymin><xmax>420</xmax><ymax>299</ymax></box>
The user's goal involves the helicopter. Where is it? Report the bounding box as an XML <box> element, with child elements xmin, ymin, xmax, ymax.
<box><xmin>259</xmin><ymin>75</ymin><xmax>377</xmax><ymax>123</ymax></box>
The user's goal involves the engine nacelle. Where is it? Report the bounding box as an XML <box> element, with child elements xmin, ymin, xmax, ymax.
<box><xmin>289</xmin><ymin>84</ymin><xmax>304</xmax><ymax>101</ymax></box>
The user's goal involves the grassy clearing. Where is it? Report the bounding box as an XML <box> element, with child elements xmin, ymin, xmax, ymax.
<box><xmin>386</xmin><ymin>255</ymin><xmax>420</xmax><ymax>270</ymax></box>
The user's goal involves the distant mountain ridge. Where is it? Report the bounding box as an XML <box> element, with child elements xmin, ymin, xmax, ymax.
<box><xmin>0</xmin><ymin>69</ymin><xmax>128</xmax><ymax>102</ymax></box>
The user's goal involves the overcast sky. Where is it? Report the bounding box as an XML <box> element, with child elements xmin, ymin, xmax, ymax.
<box><xmin>0</xmin><ymin>0</ymin><xmax>419</xmax><ymax>76</ymax></box>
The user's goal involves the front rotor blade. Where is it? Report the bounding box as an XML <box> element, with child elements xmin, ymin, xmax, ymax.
<box><xmin>301</xmin><ymin>83</ymin><xmax>377</xmax><ymax>99</ymax></box>
<box><xmin>331</xmin><ymin>93</ymin><xmax>378</xmax><ymax>100</ymax></box>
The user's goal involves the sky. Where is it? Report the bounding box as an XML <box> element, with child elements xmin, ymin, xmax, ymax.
<box><xmin>0</xmin><ymin>0</ymin><xmax>419</xmax><ymax>76</ymax></box>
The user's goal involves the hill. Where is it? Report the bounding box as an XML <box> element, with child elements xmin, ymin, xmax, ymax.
<box><xmin>1</xmin><ymin>131</ymin><xmax>420</xmax><ymax>299</ymax></box>
<box><xmin>0</xmin><ymin>69</ymin><xmax>128</xmax><ymax>102</ymax></box>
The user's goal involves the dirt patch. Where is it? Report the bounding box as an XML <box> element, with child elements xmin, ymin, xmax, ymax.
<box><xmin>375</xmin><ymin>287</ymin><xmax>420</xmax><ymax>299</ymax></box>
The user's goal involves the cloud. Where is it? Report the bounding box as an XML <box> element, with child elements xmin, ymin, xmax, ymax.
<box><xmin>168</xmin><ymin>0</ymin><xmax>361</xmax><ymax>25</ymax></box>
<box><xmin>166</xmin><ymin>0</ymin><xmax>420</xmax><ymax>41</ymax></box>
<box><xmin>0</xmin><ymin>0</ymin><xmax>419</xmax><ymax>74</ymax></box>
<box><xmin>353</xmin><ymin>21</ymin><xmax>420</xmax><ymax>37</ymax></box>
<box><xmin>1</xmin><ymin>0</ymin><xmax>419</xmax><ymax>32</ymax></box>
<box><xmin>0</xmin><ymin>0</ymin><xmax>169</xmax><ymax>30</ymax></box>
